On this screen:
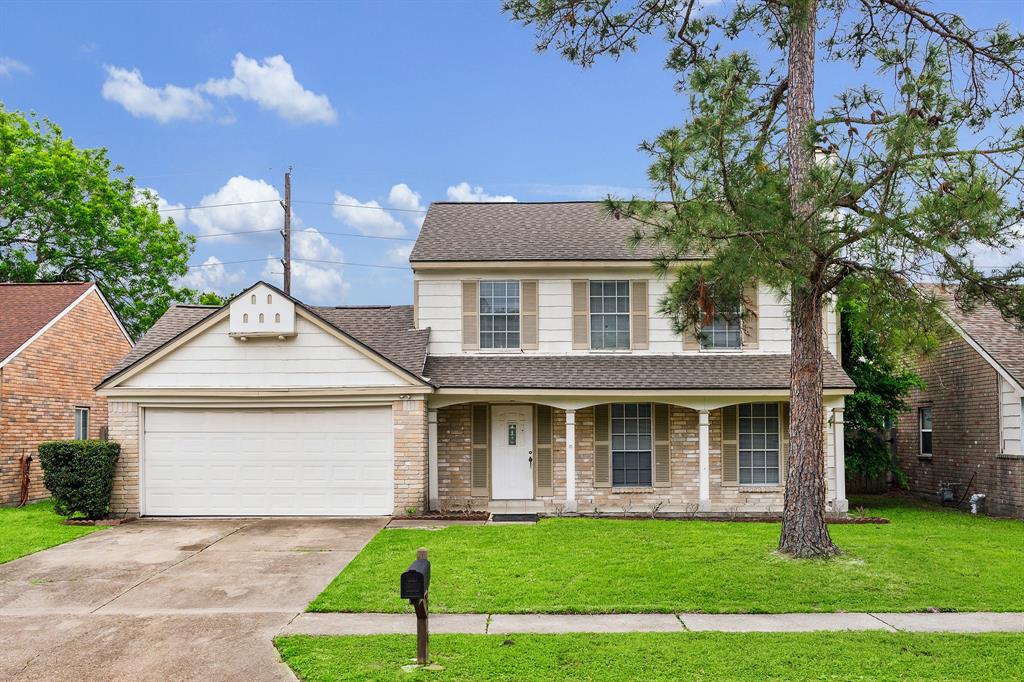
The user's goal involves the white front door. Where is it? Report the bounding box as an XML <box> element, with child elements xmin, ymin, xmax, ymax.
<box><xmin>490</xmin><ymin>405</ymin><xmax>533</xmax><ymax>499</ymax></box>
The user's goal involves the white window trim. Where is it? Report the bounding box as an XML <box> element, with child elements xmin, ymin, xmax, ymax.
<box><xmin>610</xmin><ymin>402</ymin><xmax>653</xmax><ymax>488</ymax></box>
<box><xmin>75</xmin><ymin>406</ymin><xmax>90</xmax><ymax>440</ymax></box>
<box><xmin>479</xmin><ymin>279</ymin><xmax>522</xmax><ymax>351</ymax></box>
<box><xmin>919</xmin><ymin>407</ymin><xmax>933</xmax><ymax>457</ymax></box>
<box><xmin>589</xmin><ymin>280</ymin><xmax>632</xmax><ymax>351</ymax></box>
<box><xmin>700</xmin><ymin>305</ymin><xmax>744</xmax><ymax>352</ymax></box>
<box><xmin>738</xmin><ymin>402</ymin><xmax>781</xmax><ymax>487</ymax></box>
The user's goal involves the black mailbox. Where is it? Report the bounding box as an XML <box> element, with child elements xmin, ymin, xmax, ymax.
<box><xmin>401</xmin><ymin>558</ymin><xmax>431</xmax><ymax>600</ymax></box>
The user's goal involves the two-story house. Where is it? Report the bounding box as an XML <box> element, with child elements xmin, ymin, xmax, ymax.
<box><xmin>97</xmin><ymin>202</ymin><xmax>853</xmax><ymax>517</ymax></box>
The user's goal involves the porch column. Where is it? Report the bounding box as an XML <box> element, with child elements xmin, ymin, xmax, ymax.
<box><xmin>565</xmin><ymin>409</ymin><xmax>577</xmax><ymax>512</ymax></box>
<box><xmin>833</xmin><ymin>407</ymin><xmax>847</xmax><ymax>512</ymax></box>
<box><xmin>427</xmin><ymin>408</ymin><xmax>439</xmax><ymax>511</ymax></box>
<box><xmin>698</xmin><ymin>409</ymin><xmax>710</xmax><ymax>510</ymax></box>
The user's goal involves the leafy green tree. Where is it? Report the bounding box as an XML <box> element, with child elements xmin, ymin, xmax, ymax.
<box><xmin>839</xmin><ymin>293</ymin><xmax>926</xmax><ymax>486</ymax></box>
<box><xmin>506</xmin><ymin>0</ymin><xmax>1024</xmax><ymax>556</ymax></box>
<box><xmin>1</xmin><ymin>106</ymin><xmax>195</xmax><ymax>337</ymax></box>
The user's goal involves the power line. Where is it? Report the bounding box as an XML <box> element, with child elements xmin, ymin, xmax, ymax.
<box><xmin>186</xmin><ymin>257</ymin><xmax>409</xmax><ymax>271</ymax></box>
<box><xmin>159</xmin><ymin>198</ymin><xmax>428</xmax><ymax>214</ymax></box>
<box><xmin>293</xmin><ymin>199</ymin><xmax>427</xmax><ymax>214</ymax></box>
<box><xmin>192</xmin><ymin>228</ymin><xmax>416</xmax><ymax>241</ymax></box>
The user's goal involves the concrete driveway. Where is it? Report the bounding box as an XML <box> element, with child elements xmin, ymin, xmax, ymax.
<box><xmin>0</xmin><ymin>517</ymin><xmax>386</xmax><ymax>681</ymax></box>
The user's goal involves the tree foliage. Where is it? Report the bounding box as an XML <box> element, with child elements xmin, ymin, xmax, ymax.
<box><xmin>0</xmin><ymin>106</ymin><xmax>196</xmax><ymax>337</ymax></box>
<box><xmin>506</xmin><ymin>0</ymin><xmax>1024</xmax><ymax>556</ymax></box>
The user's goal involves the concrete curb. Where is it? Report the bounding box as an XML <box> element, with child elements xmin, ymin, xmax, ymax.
<box><xmin>280</xmin><ymin>612</ymin><xmax>1024</xmax><ymax>636</ymax></box>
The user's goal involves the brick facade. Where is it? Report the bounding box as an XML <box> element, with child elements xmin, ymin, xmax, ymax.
<box><xmin>434</xmin><ymin>402</ymin><xmax>841</xmax><ymax>514</ymax></box>
<box><xmin>108</xmin><ymin>401</ymin><xmax>140</xmax><ymax>515</ymax></box>
<box><xmin>0</xmin><ymin>291</ymin><xmax>131</xmax><ymax>506</ymax></box>
<box><xmin>895</xmin><ymin>336</ymin><xmax>1024</xmax><ymax>517</ymax></box>
<box><xmin>392</xmin><ymin>397</ymin><xmax>428</xmax><ymax>515</ymax></box>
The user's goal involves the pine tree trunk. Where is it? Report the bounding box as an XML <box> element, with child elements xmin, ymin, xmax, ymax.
<box><xmin>778</xmin><ymin>0</ymin><xmax>840</xmax><ymax>558</ymax></box>
<box><xmin>780</xmin><ymin>288</ymin><xmax>839</xmax><ymax>557</ymax></box>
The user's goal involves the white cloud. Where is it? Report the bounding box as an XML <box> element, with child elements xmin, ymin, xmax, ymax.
<box><xmin>293</xmin><ymin>227</ymin><xmax>343</xmax><ymax>262</ymax></box>
<box><xmin>135</xmin><ymin>187</ymin><xmax>186</xmax><ymax>217</ymax></box>
<box><xmin>0</xmin><ymin>57</ymin><xmax>29</xmax><ymax>78</ymax></box>
<box><xmin>179</xmin><ymin>255</ymin><xmax>246</xmax><ymax>293</ymax></box>
<box><xmin>445</xmin><ymin>182</ymin><xmax>517</xmax><ymax>203</ymax></box>
<box><xmin>332</xmin><ymin>191</ymin><xmax>406</xmax><ymax>237</ymax></box>
<box><xmin>188</xmin><ymin>176</ymin><xmax>282</xmax><ymax>241</ymax></box>
<box><xmin>101</xmin><ymin>66</ymin><xmax>211</xmax><ymax>123</ymax></box>
<box><xmin>261</xmin><ymin>227</ymin><xmax>349</xmax><ymax>303</ymax></box>
<box><xmin>388</xmin><ymin>183</ymin><xmax>426</xmax><ymax>229</ymax></box>
<box><xmin>203</xmin><ymin>54</ymin><xmax>335</xmax><ymax>124</ymax></box>
<box><xmin>527</xmin><ymin>183</ymin><xmax>649</xmax><ymax>199</ymax></box>
<box><xmin>387</xmin><ymin>244</ymin><xmax>414</xmax><ymax>265</ymax></box>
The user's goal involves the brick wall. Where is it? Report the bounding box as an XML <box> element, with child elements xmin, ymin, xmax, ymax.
<box><xmin>895</xmin><ymin>336</ymin><xmax>1023</xmax><ymax>517</ymax></box>
<box><xmin>108</xmin><ymin>401</ymin><xmax>139</xmax><ymax>515</ymax></box>
<box><xmin>435</xmin><ymin>403</ymin><xmax>820</xmax><ymax>514</ymax></box>
<box><xmin>0</xmin><ymin>291</ymin><xmax>131</xmax><ymax>506</ymax></box>
<box><xmin>393</xmin><ymin>397</ymin><xmax>428</xmax><ymax>515</ymax></box>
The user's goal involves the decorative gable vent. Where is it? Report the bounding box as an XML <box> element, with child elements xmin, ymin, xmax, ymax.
<box><xmin>229</xmin><ymin>284</ymin><xmax>297</xmax><ymax>339</ymax></box>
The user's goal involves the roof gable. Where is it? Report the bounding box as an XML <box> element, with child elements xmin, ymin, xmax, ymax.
<box><xmin>99</xmin><ymin>281</ymin><xmax>430</xmax><ymax>389</ymax></box>
<box><xmin>410</xmin><ymin>202</ymin><xmax>703</xmax><ymax>263</ymax></box>
<box><xmin>0</xmin><ymin>283</ymin><xmax>129</xmax><ymax>366</ymax></box>
<box><xmin>942</xmin><ymin>300</ymin><xmax>1024</xmax><ymax>390</ymax></box>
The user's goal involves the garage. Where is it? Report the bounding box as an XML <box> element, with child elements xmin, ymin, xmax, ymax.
<box><xmin>142</xmin><ymin>406</ymin><xmax>394</xmax><ymax>516</ymax></box>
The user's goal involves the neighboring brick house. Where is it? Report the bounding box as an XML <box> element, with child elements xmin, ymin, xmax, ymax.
<box><xmin>894</xmin><ymin>293</ymin><xmax>1024</xmax><ymax>518</ymax></box>
<box><xmin>1</xmin><ymin>283</ymin><xmax>133</xmax><ymax>506</ymax></box>
<box><xmin>96</xmin><ymin>202</ymin><xmax>854</xmax><ymax>518</ymax></box>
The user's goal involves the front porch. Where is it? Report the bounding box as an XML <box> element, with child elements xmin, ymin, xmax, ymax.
<box><xmin>425</xmin><ymin>393</ymin><xmax>849</xmax><ymax>516</ymax></box>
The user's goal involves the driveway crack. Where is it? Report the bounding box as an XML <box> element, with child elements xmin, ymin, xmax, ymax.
<box><xmin>89</xmin><ymin>520</ymin><xmax>258</xmax><ymax>614</ymax></box>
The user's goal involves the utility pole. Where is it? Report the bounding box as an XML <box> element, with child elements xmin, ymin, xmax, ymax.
<box><xmin>281</xmin><ymin>167</ymin><xmax>292</xmax><ymax>295</ymax></box>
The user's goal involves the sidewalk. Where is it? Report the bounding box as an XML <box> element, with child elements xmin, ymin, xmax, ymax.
<box><xmin>282</xmin><ymin>611</ymin><xmax>1024</xmax><ymax>636</ymax></box>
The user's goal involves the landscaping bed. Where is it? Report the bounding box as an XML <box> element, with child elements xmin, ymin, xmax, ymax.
<box><xmin>309</xmin><ymin>495</ymin><xmax>1023</xmax><ymax>614</ymax></box>
<box><xmin>275</xmin><ymin>631</ymin><xmax>1024</xmax><ymax>681</ymax></box>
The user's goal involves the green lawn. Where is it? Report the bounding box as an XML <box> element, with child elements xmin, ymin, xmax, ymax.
<box><xmin>309</xmin><ymin>496</ymin><xmax>1024</xmax><ymax>614</ymax></box>
<box><xmin>0</xmin><ymin>499</ymin><xmax>102</xmax><ymax>564</ymax></box>
<box><xmin>275</xmin><ymin>632</ymin><xmax>1024</xmax><ymax>681</ymax></box>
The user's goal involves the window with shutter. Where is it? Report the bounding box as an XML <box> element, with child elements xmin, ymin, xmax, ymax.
<box><xmin>462</xmin><ymin>281</ymin><xmax>479</xmax><ymax>350</ymax></box>
<box><xmin>743</xmin><ymin>283</ymin><xmax>759</xmax><ymax>348</ymax></box>
<box><xmin>721</xmin><ymin>404</ymin><xmax>739</xmax><ymax>485</ymax></box>
<box><xmin>653</xmin><ymin>403</ymin><xmax>670</xmax><ymax>486</ymax></box>
<box><xmin>571</xmin><ymin>280</ymin><xmax>590</xmax><ymax>350</ymax></box>
<box><xmin>593</xmin><ymin>404</ymin><xmax>611</xmax><ymax>487</ymax></box>
<box><xmin>521</xmin><ymin>280</ymin><xmax>539</xmax><ymax>350</ymax></box>
<box><xmin>631</xmin><ymin>280</ymin><xmax>649</xmax><ymax>350</ymax></box>
<box><xmin>535</xmin><ymin>405</ymin><xmax>553</xmax><ymax>496</ymax></box>
<box><xmin>471</xmin><ymin>404</ymin><xmax>489</xmax><ymax>496</ymax></box>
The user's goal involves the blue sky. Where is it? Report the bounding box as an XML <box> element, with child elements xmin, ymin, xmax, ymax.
<box><xmin>1</xmin><ymin>0</ymin><xmax>1020</xmax><ymax>305</ymax></box>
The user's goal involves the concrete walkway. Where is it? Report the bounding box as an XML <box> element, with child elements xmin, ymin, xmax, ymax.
<box><xmin>283</xmin><ymin>611</ymin><xmax>1024</xmax><ymax>636</ymax></box>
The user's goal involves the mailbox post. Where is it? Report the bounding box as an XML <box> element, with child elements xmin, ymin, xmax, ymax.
<box><xmin>400</xmin><ymin>547</ymin><xmax>431</xmax><ymax>665</ymax></box>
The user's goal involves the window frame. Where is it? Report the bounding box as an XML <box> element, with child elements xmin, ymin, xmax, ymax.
<box><xmin>700</xmin><ymin>306</ymin><xmax>744</xmax><ymax>350</ymax></box>
<box><xmin>610</xmin><ymin>403</ymin><xmax>652</xmax><ymax>487</ymax></box>
<box><xmin>919</xmin><ymin>407</ymin><xmax>934</xmax><ymax>456</ymax></box>
<box><xmin>589</xmin><ymin>280</ymin><xmax>631</xmax><ymax>350</ymax></box>
<box><xmin>74</xmin><ymin>407</ymin><xmax>90</xmax><ymax>440</ymax></box>
<box><xmin>738</xmin><ymin>402</ymin><xmax>781</xmax><ymax>486</ymax></box>
<box><xmin>479</xmin><ymin>279</ymin><xmax>521</xmax><ymax>350</ymax></box>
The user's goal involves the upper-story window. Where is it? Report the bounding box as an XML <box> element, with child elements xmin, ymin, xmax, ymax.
<box><xmin>480</xmin><ymin>280</ymin><xmax>520</xmax><ymax>349</ymax></box>
<box><xmin>701</xmin><ymin>308</ymin><xmax>742</xmax><ymax>349</ymax></box>
<box><xmin>590</xmin><ymin>280</ymin><xmax>630</xmax><ymax>350</ymax></box>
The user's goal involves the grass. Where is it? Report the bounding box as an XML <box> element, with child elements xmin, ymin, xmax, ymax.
<box><xmin>309</xmin><ymin>495</ymin><xmax>1024</xmax><ymax>614</ymax></box>
<box><xmin>0</xmin><ymin>499</ymin><xmax>102</xmax><ymax>564</ymax></box>
<box><xmin>275</xmin><ymin>632</ymin><xmax>1024</xmax><ymax>681</ymax></box>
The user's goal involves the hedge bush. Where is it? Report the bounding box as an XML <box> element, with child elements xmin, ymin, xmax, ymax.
<box><xmin>37</xmin><ymin>440</ymin><xmax>121</xmax><ymax>519</ymax></box>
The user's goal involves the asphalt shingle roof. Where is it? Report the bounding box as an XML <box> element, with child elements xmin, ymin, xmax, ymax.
<box><xmin>409</xmin><ymin>202</ymin><xmax>702</xmax><ymax>262</ymax></box>
<box><xmin>423</xmin><ymin>353</ymin><xmax>854</xmax><ymax>391</ymax></box>
<box><xmin>943</xmin><ymin>300</ymin><xmax>1024</xmax><ymax>387</ymax></box>
<box><xmin>100</xmin><ymin>303</ymin><xmax>429</xmax><ymax>385</ymax></box>
<box><xmin>0</xmin><ymin>282</ymin><xmax>96</xmax><ymax>363</ymax></box>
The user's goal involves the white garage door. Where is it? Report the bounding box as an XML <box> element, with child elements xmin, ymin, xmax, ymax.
<box><xmin>143</xmin><ymin>407</ymin><xmax>393</xmax><ymax>516</ymax></box>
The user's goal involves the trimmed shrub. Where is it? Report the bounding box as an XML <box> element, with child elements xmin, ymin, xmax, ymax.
<box><xmin>37</xmin><ymin>440</ymin><xmax>121</xmax><ymax>519</ymax></box>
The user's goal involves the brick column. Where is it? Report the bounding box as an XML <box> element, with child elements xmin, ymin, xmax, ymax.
<box><xmin>108</xmin><ymin>401</ymin><xmax>140</xmax><ymax>517</ymax></box>
<box><xmin>392</xmin><ymin>397</ymin><xmax>428</xmax><ymax>515</ymax></box>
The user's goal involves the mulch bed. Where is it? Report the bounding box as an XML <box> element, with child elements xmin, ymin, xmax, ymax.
<box><xmin>63</xmin><ymin>517</ymin><xmax>135</xmax><ymax>526</ymax></box>
<box><xmin>401</xmin><ymin>511</ymin><xmax>491</xmax><ymax>521</ymax></box>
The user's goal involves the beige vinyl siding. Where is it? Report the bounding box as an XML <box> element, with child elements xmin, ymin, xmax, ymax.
<box><xmin>999</xmin><ymin>376</ymin><xmax>1023</xmax><ymax>455</ymax></box>
<box><xmin>120</xmin><ymin>317</ymin><xmax>408</xmax><ymax>389</ymax></box>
